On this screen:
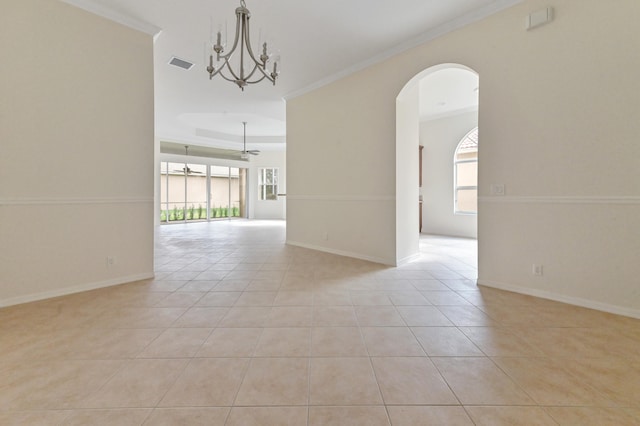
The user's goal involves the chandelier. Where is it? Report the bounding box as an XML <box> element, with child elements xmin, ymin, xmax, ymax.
<box><xmin>207</xmin><ymin>0</ymin><xmax>280</xmax><ymax>90</ymax></box>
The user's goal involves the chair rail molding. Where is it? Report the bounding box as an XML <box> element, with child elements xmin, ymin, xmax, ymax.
<box><xmin>478</xmin><ymin>195</ymin><xmax>640</xmax><ymax>205</ymax></box>
<box><xmin>0</xmin><ymin>197</ymin><xmax>154</xmax><ymax>206</ymax></box>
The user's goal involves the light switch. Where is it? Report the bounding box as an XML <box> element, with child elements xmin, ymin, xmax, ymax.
<box><xmin>526</xmin><ymin>7</ymin><xmax>554</xmax><ymax>30</ymax></box>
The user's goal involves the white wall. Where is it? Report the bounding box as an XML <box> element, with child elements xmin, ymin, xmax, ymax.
<box><xmin>0</xmin><ymin>0</ymin><xmax>155</xmax><ymax>306</ymax></box>
<box><xmin>286</xmin><ymin>0</ymin><xmax>640</xmax><ymax>317</ymax></box>
<box><xmin>248</xmin><ymin>151</ymin><xmax>287</xmax><ymax>220</ymax></box>
<box><xmin>286</xmin><ymin>70</ymin><xmax>399</xmax><ymax>265</ymax></box>
<box><xmin>396</xmin><ymin>85</ymin><xmax>420</xmax><ymax>264</ymax></box>
<box><xmin>421</xmin><ymin>111</ymin><xmax>478</xmax><ymax>238</ymax></box>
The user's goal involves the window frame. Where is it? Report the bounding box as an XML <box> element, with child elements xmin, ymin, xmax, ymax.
<box><xmin>453</xmin><ymin>128</ymin><xmax>478</xmax><ymax>215</ymax></box>
<box><xmin>258</xmin><ymin>167</ymin><xmax>279</xmax><ymax>201</ymax></box>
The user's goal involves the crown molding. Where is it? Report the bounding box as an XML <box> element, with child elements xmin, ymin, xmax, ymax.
<box><xmin>60</xmin><ymin>0</ymin><xmax>162</xmax><ymax>38</ymax></box>
<box><xmin>284</xmin><ymin>0</ymin><xmax>524</xmax><ymax>100</ymax></box>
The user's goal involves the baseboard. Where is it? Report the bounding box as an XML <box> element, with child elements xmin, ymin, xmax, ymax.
<box><xmin>397</xmin><ymin>252</ymin><xmax>422</xmax><ymax>266</ymax></box>
<box><xmin>478</xmin><ymin>279</ymin><xmax>640</xmax><ymax>320</ymax></box>
<box><xmin>0</xmin><ymin>272</ymin><xmax>155</xmax><ymax>308</ymax></box>
<box><xmin>286</xmin><ymin>240</ymin><xmax>394</xmax><ymax>266</ymax></box>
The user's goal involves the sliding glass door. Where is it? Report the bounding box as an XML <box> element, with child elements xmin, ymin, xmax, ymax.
<box><xmin>161</xmin><ymin>162</ymin><xmax>187</xmax><ymax>222</ymax></box>
<box><xmin>210</xmin><ymin>166</ymin><xmax>243</xmax><ymax>219</ymax></box>
<box><xmin>185</xmin><ymin>163</ymin><xmax>207</xmax><ymax>221</ymax></box>
<box><xmin>160</xmin><ymin>161</ymin><xmax>247</xmax><ymax>223</ymax></box>
<box><xmin>210</xmin><ymin>166</ymin><xmax>230</xmax><ymax>218</ymax></box>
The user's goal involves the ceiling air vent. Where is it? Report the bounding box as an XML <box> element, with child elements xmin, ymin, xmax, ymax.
<box><xmin>168</xmin><ymin>56</ymin><xmax>194</xmax><ymax>70</ymax></box>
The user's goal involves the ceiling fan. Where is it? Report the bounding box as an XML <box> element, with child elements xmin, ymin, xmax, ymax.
<box><xmin>240</xmin><ymin>121</ymin><xmax>260</xmax><ymax>160</ymax></box>
<box><xmin>172</xmin><ymin>146</ymin><xmax>204</xmax><ymax>174</ymax></box>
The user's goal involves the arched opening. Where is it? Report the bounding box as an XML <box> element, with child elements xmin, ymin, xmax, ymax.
<box><xmin>396</xmin><ymin>64</ymin><xmax>479</xmax><ymax>264</ymax></box>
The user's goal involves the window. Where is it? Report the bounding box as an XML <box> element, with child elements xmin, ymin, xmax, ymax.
<box><xmin>258</xmin><ymin>168</ymin><xmax>278</xmax><ymax>201</ymax></box>
<box><xmin>454</xmin><ymin>127</ymin><xmax>478</xmax><ymax>214</ymax></box>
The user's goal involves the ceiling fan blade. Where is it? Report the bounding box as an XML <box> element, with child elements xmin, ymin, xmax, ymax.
<box><xmin>170</xmin><ymin>167</ymin><xmax>204</xmax><ymax>175</ymax></box>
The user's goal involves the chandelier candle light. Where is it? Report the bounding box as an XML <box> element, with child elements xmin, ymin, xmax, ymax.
<box><xmin>207</xmin><ymin>0</ymin><xmax>280</xmax><ymax>90</ymax></box>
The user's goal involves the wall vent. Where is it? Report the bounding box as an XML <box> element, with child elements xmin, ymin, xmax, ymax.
<box><xmin>168</xmin><ymin>56</ymin><xmax>194</xmax><ymax>70</ymax></box>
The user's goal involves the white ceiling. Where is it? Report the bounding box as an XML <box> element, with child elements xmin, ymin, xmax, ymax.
<box><xmin>63</xmin><ymin>0</ymin><xmax>518</xmax><ymax>151</ymax></box>
<box><xmin>419</xmin><ymin>68</ymin><xmax>479</xmax><ymax>121</ymax></box>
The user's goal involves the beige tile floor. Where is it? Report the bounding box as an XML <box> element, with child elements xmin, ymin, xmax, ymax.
<box><xmin>1</xmin><ymin>220</ymin><xmax>640</xmax><ymax>425</ymax></box>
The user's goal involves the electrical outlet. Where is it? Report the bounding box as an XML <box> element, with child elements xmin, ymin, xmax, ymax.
<box><xmin>322</xmin><ymin>231</ymin><xmax>329</xmax><ymax>241</ymax></box>
<box><xmin>491</xmin><ymin>184</ymin><xmax>505</xmax><ymax>196</ymax></box>
<box><xmin>532</xmin><ymin>264</ymin><xmax>543</xmax><ymax>276</ymax></box>
<box><xmin>106</xmin><ymin>256</ymin><xmax>116</xmax><ymax>267</ymax></box>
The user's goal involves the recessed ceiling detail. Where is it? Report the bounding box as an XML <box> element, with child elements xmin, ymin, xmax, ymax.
<box><xmin>160</xmin><ymin>141</ymin><xmax>248</xmax><ymax>161</ymax></box>
<box><xmin>179</xmin><ymin>113</ymin><xmax>286</xmax><ymax>137</ymax></box>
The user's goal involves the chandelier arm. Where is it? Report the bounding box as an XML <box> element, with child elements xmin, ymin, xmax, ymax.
<box><xmin>255</xmin><ymin>62</ymin><xmax>276</xmax><ymax>82</ymax></box>
<box><xmin>242</xmin><ymin>63</ymin><xmax>262</xmax><ymax>82</ymax></box>
<box><xmin>217</xmin><ymin>72</ymin><xmax>242</xmax><ymax>84</ymax></box>
<box><xmin>245</xmin><ymin>60</ymin><xmax>275</xmax><ymax>84</ymax></box>
<box><xmin>209</xmin><ymin>61</ymin><xmax>275</xmax><ymax>84</ymax></box>
<box><xmin>245</xmin><ymin>75</ymin><xmax>268</xmax><ymax>85</ymax></box>
<box><xmin>242</xmin><ymin>18</ymin><xmax>265</xmax><ymax>68</ymax></box>
<box><xmin>239</xmin><ymin>13</ymin><xmax>246</xmax><ymax>81</ymax></box>
<box><xmin>219</xmin><ymin>64</ymin><xmax>268</xmax><ymax>86</ymax></box>
<box><xmin>208</xmin><ymin>61</ymin><xmax>226</xmax><ymax>79</ymax></box>
<box><xmin>240</xmin><ymin>40</ymin><xmax>275</xmax><ymax>83</ymax></box>
<box><xmin>243</xmin><ymin>19</ymin><xmax>277</xmax><ymax>83</ymax></box>
<box><xmin>244</xmin><ymin>28</ymin><xmax>276</xmax><ymax>86</ymax></box>
<box><xmin>218</xmin><ymin>9</ymin><xmax>243</xmax><ymax>62</ymax></box>
<box><xmin>209</xmin><ymin>61</ymin><xmax>237</xmax><ymax>82</ymax></box>
<box><xmin>219</xmin><ymin>60</ymin><xmax>242</xmax><ymax>83</ymax></box>
<box><xmin>242</xmin><ymin>21</ymin><xmax>277</xmax><ymax>86</ymax></box>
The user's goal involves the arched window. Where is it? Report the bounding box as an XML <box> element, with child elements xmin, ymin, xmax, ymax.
<box><xmin>454</xmin><ymin>127</ymin><xmax>478</xmax><ymax>214</ymax></box>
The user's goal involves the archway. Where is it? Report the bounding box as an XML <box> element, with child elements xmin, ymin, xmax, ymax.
<box><xmin>395</xmin><ymin>64</ymin><xmax>479</xmax><ymax>264</ymax></box>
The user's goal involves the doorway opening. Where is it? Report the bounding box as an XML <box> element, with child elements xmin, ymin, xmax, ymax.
<box><xmin>396</xmin><ymin>63</ymin><xmax>479</xmax><ymax>265</ymax></box>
